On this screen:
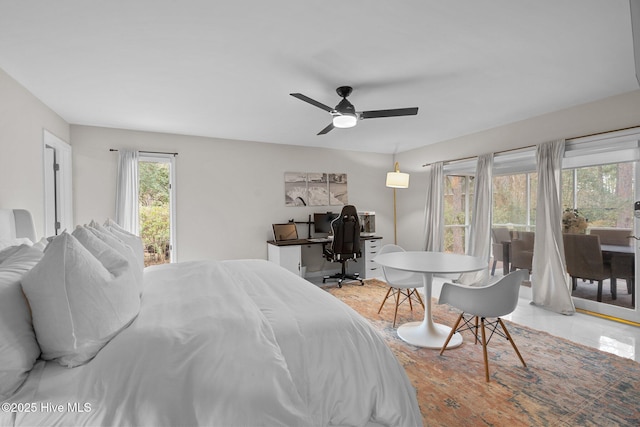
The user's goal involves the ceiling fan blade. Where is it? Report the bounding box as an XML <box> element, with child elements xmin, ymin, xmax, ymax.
<box><xmin>317</xmin><ymin>123</ymin><xmax>334</xmax><ymax>135</ymax></box>
<box><xmin>290</xmin><ymin>93</ymin><xmax>334</xmax><ymax>112</ymax></box>
<box><xmin>360</xmin><ymin>107</ymin><xmax>419</xmax><ymax>119</ymax></box>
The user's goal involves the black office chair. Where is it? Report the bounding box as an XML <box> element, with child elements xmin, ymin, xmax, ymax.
<box><xmin>322</xmin><ymin>205</ymin><xmax>364</xmax><ymax>287</ymax></box>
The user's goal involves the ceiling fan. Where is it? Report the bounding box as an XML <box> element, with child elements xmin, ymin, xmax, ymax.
<box><xmin>290</xmin><ymin>86</ymin><xmax>419</xmax><ymax>135</ymax></box>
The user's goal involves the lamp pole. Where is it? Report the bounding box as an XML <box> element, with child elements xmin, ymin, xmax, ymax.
<box><xmin>386</xmin><ymin>162</ymin><xmax>410</xmax><ymax>246</ymax></box>
<box><xmin>392</xmin><ymin>186</ymin><xmax>398</xmax><ymax>245</ymax></box>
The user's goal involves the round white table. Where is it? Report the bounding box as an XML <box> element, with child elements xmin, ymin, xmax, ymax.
<box><xmin>374</xmin><ymin>251</ymin><xmax>487</xmax><ymax>349</ymax></box>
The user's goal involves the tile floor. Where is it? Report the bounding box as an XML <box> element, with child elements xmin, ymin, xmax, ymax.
<box><xmin>430</xmin><ymin>276</ymin><xmax>640</xmax><ymax>362</ymax></box>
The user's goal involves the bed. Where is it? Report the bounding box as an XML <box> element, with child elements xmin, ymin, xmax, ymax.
<box><xmin>0</xmin><ymin>209</ymin><xmax>422</xmax><ymax>426</ymax></box>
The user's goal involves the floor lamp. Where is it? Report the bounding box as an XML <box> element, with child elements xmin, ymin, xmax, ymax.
<box><xmin>386</xmin><ymin>162</ymin><xmax>410</xmax><ymax>245</ymax></box>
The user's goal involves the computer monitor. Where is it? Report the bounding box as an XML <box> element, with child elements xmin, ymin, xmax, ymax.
<box><xmin>272</xmin><ymin>223</ymin><xmax>299</xmax><ymax>241</ymax></box>
<box><xmin>314</xmin><ymin>212</ymin><xmax>339</xmax><ymax>234</ymax></box>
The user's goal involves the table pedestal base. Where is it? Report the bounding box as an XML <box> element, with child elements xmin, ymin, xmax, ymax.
<box><xmin>397</xmin><ymin>321</ymin><xmax>463</xmax><ymax>349</ymax></box>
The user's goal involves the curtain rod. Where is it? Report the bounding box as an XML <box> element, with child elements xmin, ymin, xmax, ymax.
<box><xmin>422</xmin><ymin>124</ymin><xmax>640</xmax><ymax>167</ymax></box>
<box><xmin>109</xmin><ymin>148</ymin><xmax>178</xmax><ymax>156</ymax></box>
<box><xmin>567</xmin><ymin>125</ymin><xmax>640</xmax><ymax>142</ymax></box>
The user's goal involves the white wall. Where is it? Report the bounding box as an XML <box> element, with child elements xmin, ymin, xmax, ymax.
<box><xmin>71</xmin><ymin>125</ymin><xmax>395</xmax><ymax>264</ymax></box>
<box><xmin>0</xmin><ymin>68</ymin><xmax>70</xmax><ymax>238</ymax></box>
<box><xmin>4</xmin><ymin>58</ymin><xmax>638</xmax><ymax>260</ymax></box>
<box><xmin>395</xmin><ymin>89</ymin><xmax>640</xmax><ymax>251</ymax></box>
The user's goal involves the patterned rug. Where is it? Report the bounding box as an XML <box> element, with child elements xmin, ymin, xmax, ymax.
<box><xmin>326</xmin><ymin>279</ymin><xmax>640</xmax><ymax>427</ymax></box>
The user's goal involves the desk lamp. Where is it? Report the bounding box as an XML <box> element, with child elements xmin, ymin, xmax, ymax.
<box><xmin>386</xmin><ymin>162</ymin><xmax>410</xmax><ymax>245</ymax></box>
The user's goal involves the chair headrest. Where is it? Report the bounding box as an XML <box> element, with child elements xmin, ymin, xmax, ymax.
<box><xmin>340</xmin><ymin>205</ymin><xmax>358</xmax><ymax>219</ymax></box>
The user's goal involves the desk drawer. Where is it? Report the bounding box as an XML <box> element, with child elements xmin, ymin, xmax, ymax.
<box><xmin>363</xmin><ymin>239</ymin><xmax>382</xmax><ymax>279</ymax></box>
<box><xmin>366</xmin><ymin>261</ymin><xmax>380</xmax><ymax>277</ymax></box>
<box><xmin>364</xmin><ymin>240</ymin><xmax>380</xmax><ymax>255</ymax></box>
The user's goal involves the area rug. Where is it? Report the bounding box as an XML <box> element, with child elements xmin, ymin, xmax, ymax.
<box><xmin>326</xmin><ymin>279</ymin><xmax>640</xmax><ymax>427</ymax></box>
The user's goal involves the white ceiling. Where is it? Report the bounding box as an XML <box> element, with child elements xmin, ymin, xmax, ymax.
<box><xmin>0</xmin><ymin>1</ymin><xmax>637</xmax><ymax>154</ymax></box>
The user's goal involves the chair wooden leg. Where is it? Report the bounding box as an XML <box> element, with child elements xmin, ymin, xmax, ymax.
<box><xmin>597</xmin><ymin>280</ymin><xmax>603</xmax><ymax>302</ymax></box>
<box><xmin>440</xmin><ymin>313</ymin><xmax>464</xmax><ymax>355</ymax></box>
<box><xmin>480</xmin><ymin>318</ymin><xmax>490</xmax><ymax>382</ymax></box>
<box><xmin>378</xmin><ymin>287</ymin><xmax>393</xmax><ymax>314</ymax></box>
<box><xmin>393</xmin><ymin>288</ymin><xmax>401</xmax><ymax>328</ymax></box>
<box><xmin>498</xmin><ymin>318</ymin><xmax>526</xmax><ymax>367</ymax></box>
<box><xmin>407</xmin><ymin>289</ymin><xmax>413</xmax><ymax>311</ymax></box>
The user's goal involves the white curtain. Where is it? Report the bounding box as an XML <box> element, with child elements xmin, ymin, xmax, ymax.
<box><xmin>458</xmin><ymin>153</ymin><xmax>493</xmax><ymax>285</ymax></box>
<box><xmin>115</xmin><ymin>149</ymin><xmax>140</xmax><ymax>235</ymax></box>
<box><xmin>423</xmin><ymin>162</ymin><xmax>444</xmax><ymax>252</ymax></box>
<box><xmin>531</xmin><ymin>140</ymin><xmax>575</xmax><ymax>314</ymax></box>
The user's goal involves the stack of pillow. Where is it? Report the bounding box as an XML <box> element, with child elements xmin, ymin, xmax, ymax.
<box><xmin>0</xmin><ymin>220</ymin><xmax>144</xmax><ymax>400</ymax></box>
<box><xmin>0</xmin><ymin>243</ymin><xmax>43</xmax><ymax>400</ymax></box>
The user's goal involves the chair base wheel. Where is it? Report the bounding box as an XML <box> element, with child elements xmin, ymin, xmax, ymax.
<box><xmin>323</xmin><ymin>272</ymin><xmax>363</xmax><ymax>287</ymax></box>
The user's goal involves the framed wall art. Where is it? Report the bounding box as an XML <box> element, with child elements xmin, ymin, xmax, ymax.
<box><xmin>284</xmin><ymin>172</ymin><xmax>348</xmax><ymax>207</ymax></box>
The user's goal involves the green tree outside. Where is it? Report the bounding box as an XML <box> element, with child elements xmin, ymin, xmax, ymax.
<box><xmin>139</xmin><ymin>161</ymin><xmax>170</xmax><ymax>265</ymax></box>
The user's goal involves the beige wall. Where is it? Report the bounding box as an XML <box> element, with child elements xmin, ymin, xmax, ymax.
<box><xmin>0</xmin><ymin>68</ymin><xmax>70</xmax><ymax>238</ymax></box>
<box><xmin>70</xmin><ymin>125</ymin><xmax>394</xmax><ymax>263</ymax></box>
<box><xmin>4</xmin><ymin>60</ymin><xmax>639</xmax><ymax>261</ymax></box>
<box><xmin>395</xmin><ymin>89</ymin><xmax>640</xmax><ymax>251</ymax></box>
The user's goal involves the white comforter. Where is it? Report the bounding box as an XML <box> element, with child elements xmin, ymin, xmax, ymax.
<box><xmin>3</xmin><ymin>259</ymin><xmax>422</xmax><ymax>426</ymax></box>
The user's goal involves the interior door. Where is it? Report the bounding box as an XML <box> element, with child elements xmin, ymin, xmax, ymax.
<box><xmin>43</xmin><ymin>130</ymin><xmax>72</xmax><ymax>237</ymax></box>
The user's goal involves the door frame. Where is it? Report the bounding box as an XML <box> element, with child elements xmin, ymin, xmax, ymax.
<box><xmin>138</xmin><ymin>153</ymin><xmax>177</xmax><ymax>263</ymax></box>
<box><xmin>42</xmin><ymin>130</ymin><xmax>73</xmax><ymax>236</ymax></box>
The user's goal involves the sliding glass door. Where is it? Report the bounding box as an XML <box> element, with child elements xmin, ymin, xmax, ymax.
<box><xmin>138</xmin><ymin>154</ymin><xmax>176</xmax><ymax>266</ymax></box>
<box><xmin>443</xmin><ymin>128</ymin><xmax>640</xmax><ymax>323</ymax></box>
<box><xmin>565</xmin><ymin>161</ymin><xmax>638</xmax><ymax>321</ymax></box>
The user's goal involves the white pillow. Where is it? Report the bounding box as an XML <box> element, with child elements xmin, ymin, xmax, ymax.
<box><xmin>31</xmin><ymin>237</ymin><xmax>51</xmax><ymax>252</ymax></box>
<box><xmin>21</xmin><ymin>232</ymin><xmax>140</xmax><ymax>367</ymax></box>
<box><xmin>104</xmin><ymin>219</ymin><xmax>145</xmax><ymax>271</ymax></box>
<box><xmin>71</xmin><ymin>226</ymin><xmax>133</xmax><ymax>279</ymax></box>
<box><xmin>81</xmin><ymin>225</ymin><xmax>143</xmax><ymax>293</ymax></box>
<box><xmin>0</xmin><ymin>245</ymin><xmax>43</xmax><ymax>399</ymax></box>
<box><xmin>0</xmin><ymin>237</ymin><xmax>33</xmax><ymax>253</ymax></box>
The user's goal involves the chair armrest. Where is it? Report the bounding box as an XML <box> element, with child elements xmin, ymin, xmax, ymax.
<box><xmin>438</xmin><ymin>269</ymin><xmax>527</xmax><ymax>317</ymax></box>
<box><xmin>438</xmin><ymin>282</ymin><xmax>498</xmax><ymax>315</ymax></box>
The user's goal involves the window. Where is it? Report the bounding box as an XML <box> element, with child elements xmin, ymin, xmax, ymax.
<box><xmin>493</xmin><ymin>172</ymin><xmax>537</xmax><ymax>232</ymax></box>
<box><xmin>443</xmin><ymin>175</ymin><xmax>474</xmax><ymax>254</ymax></box>
<box><xmin>437</xmin><ymin>127</ymin><xmax>640</xmax><ymax>321</ymax></box>
<box><xmin>561</xmin><ymin>163</ymin><xmax>635</xmax><ymax>228</ymax></box>
<box><xmin>138</xmin><ymin>154</ymin><xmax>176</xmax><ymax>266</ymax></box>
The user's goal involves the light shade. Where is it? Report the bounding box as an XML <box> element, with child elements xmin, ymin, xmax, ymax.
<box><xmin>333</xmin><ymin>113</ymin><xmax>358</xmax><ymax>128</ymax></box>
<box><xmin>386</xmin><ymin>171</ymin><xmax>410</xmax><ymax>188</ymax></box>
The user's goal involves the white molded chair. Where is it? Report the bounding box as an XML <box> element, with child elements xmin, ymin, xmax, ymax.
<box><xmin>438</xmin><ymin>269</ymin><xmax>528</xmax><ymax>382</ymax></box>
<box><xmin>376</xmin><ymin>244</ymin><xmax>425</xmax><ymax>327</ymax></box>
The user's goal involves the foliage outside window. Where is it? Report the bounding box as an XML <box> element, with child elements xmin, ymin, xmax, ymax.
<box><xmin>444</xmin><ymin>175</ymin><xmax>474</xmax><ymax>254</ymax></box>
<box><xmin>445</xmin><ymin>161</ymin><xmax>633</xmax><ymax>255</ymax></box>
<box><xmin>139</xmin><ymin>161</ymin><xmax>171</xmax><ymax>266</ymax></box>
<box><xmin>561</xmin><ymin>163</ymin><xmax>634</xmax><ymax>228</ymax></box>
<box><xmin>492</xmin><ymin>173</ymin><xmax>537</xmax><ymax>232</ymax></box>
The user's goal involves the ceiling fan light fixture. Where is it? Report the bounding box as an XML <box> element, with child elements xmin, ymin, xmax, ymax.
<box><xmin>291</xmin><ymin>86</ymin><xmax>418</xmax><ymax>135</ymax></box>
<box><xmin>332</xmin><ymin>113</ymin><xmax>358</xmax><ymax>128</ymax></box>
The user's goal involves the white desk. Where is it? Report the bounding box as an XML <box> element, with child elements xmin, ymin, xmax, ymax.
<box><xmin>267</xmin><ymin>236</ymin><xmax>382</xmax><ymax>279</ymax></box>
<box><xmin>374</xmin><ymin>251</ymin><xmax>487</xmax><ymax>349</ymax></box>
